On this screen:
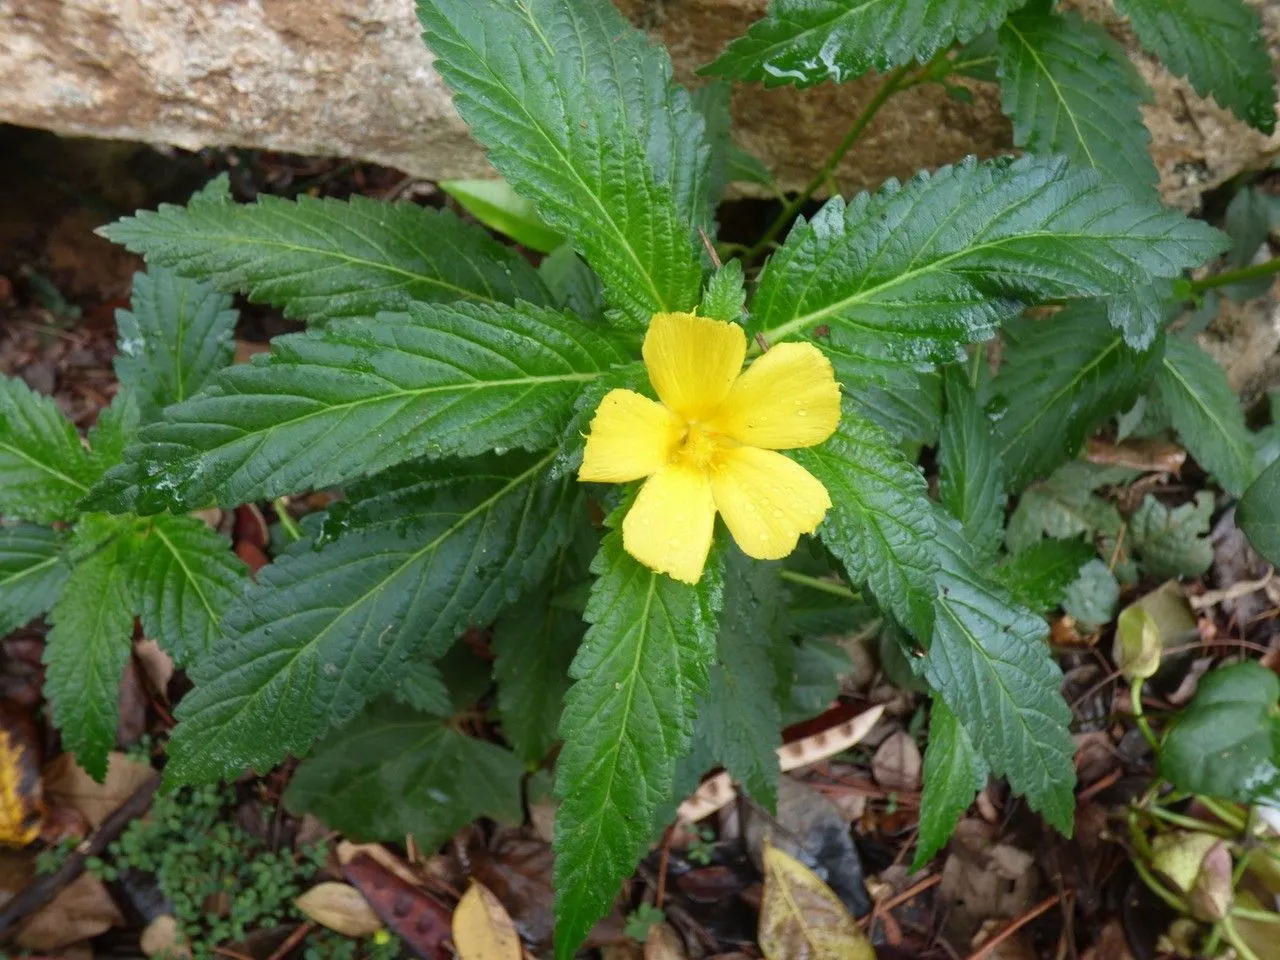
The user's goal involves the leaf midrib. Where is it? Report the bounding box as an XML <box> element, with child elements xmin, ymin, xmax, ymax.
<box><xmin>0</xmin><ymin>554</ymin><xmax>61</xmax><ymax>590</ymax></box>
<box><xmin>0</xmin><ymin>438</ymin><xmax>89</xmax><ymax>494</ymax></box>
<box><xmin>1161</xmin><ymin>354</ymin><xmax>1254</xmax><ymax>479</ymax></box>
<box><xmin>151</xmin><ymin>521</ymin><xmax>220</xmax><ymax>632</ymax></box>
<box><xmin>1002</xmin><ymin>17</ymin><xmax>1098</xmax><ymax>170</ymax></box>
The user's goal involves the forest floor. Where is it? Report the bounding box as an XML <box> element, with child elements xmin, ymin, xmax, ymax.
<box><xmin>1</xmin><ymin>121</ymin><xmax>1278</xmax><ymax>960</ymax></box>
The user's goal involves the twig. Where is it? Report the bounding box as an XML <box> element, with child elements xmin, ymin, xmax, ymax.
<box><xmin>697</xmin><ymin>228</ymin><xmax>722</xmax><ymax>270</ymax></box>
<box><xmin>1076</xmin><ymin>767</ymin><xmax>1122</xmax><ymax>804</ymax></box>
<box><xmin>654</xmin><ymin>827</ymin><xmax>673</xmax><ymax>911</ymax></box>
<box><xmin>0</xmin><ymin>774</ymin><xmax>160</xmax><ymax>941</ymax></box>
<box><xmin>265</xmin><ymin>920</ymin><xmax>315</xmax><ymax>960</ymax></box>
<box><xmin>212</xmin><ymin>948</ymin><xmax>257</xmax><ymax>960</ymax></box>
<box><xmin>861</xmin><ymin>873</ymin><xmax>942</xmax><ymax>928</ymax></box>
<box><xmin>965</xmin><ymin>892</ymin><xmax>1064</xmax><ymax>960</ymax></box>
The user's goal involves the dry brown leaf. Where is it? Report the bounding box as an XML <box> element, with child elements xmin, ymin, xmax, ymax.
<box><xmin>871</xmin><ymin>731</ymin><xmax>922</xmax><ymax>792</ymax></box>
<box><xmin>644</xmin><ymin>924</ymin><xmax>686</xmax><ymax>960</ymax></box>
<box><xmin>134</xmin><ymin>638</ymin><xmax>175</xmax><ymax>696</ymax></box>
<box><xmin>140</xmin><ymin>914</ymin><xmax>192</xmax><ymax>959</ymax></box>
<box><xmin>43</xmin><ymin>751</ymin><xmax>155</xmax><ymax>828</ymax></box>
<box><xmin>0</xmin><ymin>706</ymin><xmax>44</xmax><ymax>847</ymax></box>
<box><xmin>453</xmin><ymin>881</ymin><xmax>522</xmax><ymax>960</ymax></box>
<box><xmin>295</xmin><ymin>881</ymin><xmax>383</xmax><ymax>937</ymax></box>
<box><xmin>758</xmin><ymin>838</ymin><xmax>874</xmax><ymax>960</ymax></box>
<box><xmin>336</xmin><ymin>840</ymin><xmax>425</xmax><ymax>888</ymax></box>
<box><xmin>1086</xmin><ymin>437</ymin><xmax>1186</xmax><ymax>475</ymax></box>
<box><xmin>16</xmin><ymin>871</ymin><xmax>125</xmax><ymax>950</ymax></box>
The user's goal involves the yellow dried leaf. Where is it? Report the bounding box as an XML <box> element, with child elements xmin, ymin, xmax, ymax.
<box><xmin>453</xmin><ymin>882</ymin><xmax>521</xmax><ymax>960</ymax></box>
<box><xmin>16</xmin><ymin>872</ymin><xmax>124</xmax><ymax>950</ymax></box>
<box><xmin>42</xmin><ymin>751</ymin><xmax>154</xmax><ymax>829</ymax></box>
<box><xmin>759</xmin><ymin>838</ymin><xmax>874</xmax><ymax>960</ymax></box>
<box><xmin>644</xmin><ymin>924</ymin><xmax>687</xmax><ymax>959</ymax></box>
<box><xmin>295</xmin><ymin>882</ymin><xmax>383</xmax><ymax>937</ymax></box>
<box><xmin>0</xmin><ymin>725</ymin><xmax>43</xmax><ymax>847</ymax></box>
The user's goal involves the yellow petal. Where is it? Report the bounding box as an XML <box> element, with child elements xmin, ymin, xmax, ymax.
<box><xmin>710</xmin><ymin>447</ymin><xmax>830</xmax><ymax>560</ymax></box>
<box><xmin>710</xmin><ymin>342</ymin><xmax>841</xmax><ymax>449</ymax></box>
<box><xmin>642</xmin><ymin>312</ymin><xmax>746</xmax><ymax>421</ymax></box>
<box><xmin>579</xmin><ymin>389</ymin><xmax>683</xmax><ymax>483</ymax></box>
<box><xmin>622</xmin><ymin>464</ymin><xmax>716</xmax><ymax>584</ymax></box>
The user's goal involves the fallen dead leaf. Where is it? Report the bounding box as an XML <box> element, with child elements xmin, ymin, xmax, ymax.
<box><xmin>0</xmin><ymin>703</ymin><xmax>44</xmax><ymax>847</ymax></box>
<box><xmin>16</xmin><ymin>871</ymin><xmax>125</xmax><ymax>950</ymax></box>
<box><xmin>140</xmin><ymin>914</ymin><xmax>191</xmax><ymax>959</ymax></box>
<box><xmin>295</xmin><ymin>881</ymin><xmax>383</xmax><ymax>937</ymax></box>
<box><xmin>1086</xmin><ymin>437</ymin><xmax>1186</xmax><ymax>475</ymax></box>
<box><xmin>758</xmin><ymin>838</ymin><xmax>874</xmax><ymax>960</ymax></box>
<box><xmin>342</xmin><ymin>851</ymin><xmax>452</xmax><ymax>959</ymax></box>
<box><xmin>337</xmin><ymin>840</ymin><xmax>426</xmax><ymax>889</ymax></box>
<box><xmin>871</xmin><ymin>731</ymin><xmax>922</xmax><ymax>792</ymax></box>
<box><xmin>43</xmin><ymin>751</ymin><xmax>154</xmax><ymax>828</ymax></box>
<box><xmin>644</xmin><ymin>924</ymin><xmax>687</xmax><ymax>959</ymax></box>
<box><xmin>133</xmin><ymin>638</ymin><xmax>174</xmax><ymax>696</ymax></box>
<box><xmin>453</xmin><ymin>881</ymin><xmax>521</xmax><ymax>960</ymax></box>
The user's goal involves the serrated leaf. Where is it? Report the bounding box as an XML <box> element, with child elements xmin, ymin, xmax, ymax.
<box><xmin>540</xmin><ymin>245</ymin><xmax>606</xmax><ymax>322</ymax></box>
<box><xmin>0</xmin><ymin>523</ymin><xmax>70</xmax><ymax>636</ymax></box>
<box><xmin>164</xmin><ymin>451</ymin><xmax>581</xmax><ymax>785</ymax></box>
<box><xmin>782</xmin><ymin>638</ymin><xmax>854</xmax><ymax>725</ymax></box>
<box><xmin>913</xmin><ymin>699</ymin><xmax>987</xmax><ymax>869</ymax></box>
<box><xmin>689</xmin><ymin>82</ymin><xmax>735</xmax><ymax>222</ymax></box>
<box><xmin>285</xmin><ymin>701</ymin><xmax>524</xmax><ymax>850</ymax></box>
<box><xmin>1239</xmin><ymin>458</ymin><xmax>1280</xmax><ymax>567</ymax></box>
<box><xmin>701</xmin><ymin>0</ymin><xmax>1025</xmax><ymax>89</ymax></box>
<box><xmin>938</xmin><ymin>368</ymin><xmax>1005</xmax><ymax>560</ymax></box>
<box><xmin>997</xmin><ymin>2</ymin><xmax>1156</xmax><ymax>197</ymax></box>
<box><xmin>43</xmin><ymin>523</ymin><xmax>138</xmax><ymax>781</ymax></box>
<box><xmin>795</xmin><ymin>404</ymin><xmax>937</xmax><ymax>640</ymax></box>
<box><xmin>1155</xmin><ymin>336</ymin><xmax>1255</xmax><ymax>497</ymax></box>
<box><xmin>390</xmin><ymin>660</ymin><xmax>453</xmax><ymax>717</ymax></box>
<box><xmin>919</xmin><ymin>513</ymin><xmax>1076</xmax><ymax>833</ymax></box>
<box><xmin>751</xmin><ymin>156</ymin><xmax>1223</xmax><ymax>364</ymax></box>
<box><xmin>1005</xmin><ymin>461</ymin><xmax>1133</xmax><ymax>554</ymax></box>
<box><xmin>101</xmin><ymin>195</ymin><xmax>549</xmax><ymax>323</ymax></box>
<box><xmin>0</xmin><ymin>375</ymin><xmax>94</xmax><ymax>523</ymax></box>
<box><xmin>416</xmin><ymin>0</ymin><xmax>707</xmax><ymax>325</ymax></box>
<box><xmin>1115</xmin><ymin>0</ymin><xmax>1277</xmax><ymax>134</ymax></box>
<box><xmin>86</xmin><ymin>394</ymin><xmax>140</xmax><ymax>479</ymax></box>
<box><xmin>440</xmin><ymin>178</ymin><xmax>566</xmax><ymax>254</ymax></box>
<box><xmin>1062</xmin><ymin>558</ymin><xmax>1120</xmax><ymax>631</ymax></box>
<box><xmin>128</xmin><ymin>515</ymin><xmax>247</xmax><ymax>665</ymax></box>
<box><xmin>553</xmin><ymin>520</ymin><xmax>721</xmax><ymax>960</ymax></box>
<box><xmin>114</xmin><ymin>268</ymin><xmax>238</xmax><ymax>423</ymax></box>
<box><xmin>90</xmin><ymin>302</ymin><xmax>628</xmax><ymax>515</ymax></box>
<box><xmin>492</xmin><ymin>527</ymin><xmax>594</xmax><ymax>767</ymax></box>
<box><xmin>992</xmin><ymin>307</ymin><xmax>1160</xmax><ymax>491</ymax></box>
<box><xmin>1130</xmin><ymin>491</ymin><xmax>1215</xmax><ymax>579</ymax></box>
<box><xmin>841</xmin><ymin>360</ymin><xmax>942</xmax><ymax>447</ymax></box>
<box><xmin>700</xmin><ymin>545</ymin><xmax>784</xmax><ymax>809</ymax></box>
<box><xmin>702</xmin><ymin>260</ymin><xmax>747</xmax><ymax>323</ymax></box>
<box><xmin>993</xmin><ymin>537</ymin><xmax>1093</xmax><ymax>613</ymax></box>
<box><xmin>1160</xmin><ymin>662</ymin><xmax>1280</xmax><ymax>804</ymax></box>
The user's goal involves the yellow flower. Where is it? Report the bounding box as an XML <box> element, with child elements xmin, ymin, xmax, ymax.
<box><xmin>579</xmin><ymin>312</ymin><xmax>841</xmax><ymax>583</ymax></box>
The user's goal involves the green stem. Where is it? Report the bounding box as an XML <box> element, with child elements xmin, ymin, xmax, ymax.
<box><xmin>1131</xmin><ymin>857</ymin><xmax>1189</xmax><ymax>914</ymax></box>
<box><xmin>1223</xmin><ymin>915</ymin><xmax>1265</xmax><ymax>960</ymax></box>
<box><xmin>745</xmin><ymin>65</ymin><xmax>915</xmax><ymax>261</ymax></box>
<box><xmin>1232</xmin><ymin>907</ymin><xmax>1280</xmax><ymax>926</ymax></box>
<box><xmin>779</xmin><ymin>569</ymin><xmax>862</xmax><ymax>601</ymax></box>
<box><xmin>274</xmin><ymin>497</ymin><xmax>304</xmax><ymax>543</ymax></box>
<box><xmin>1131</xmin><ymin>681</ymin><xmax>1160</xmax><ymax>753</ymax></box>
<box><xmin>1190</xmin><ymin>256</ymin><xmax>1280</xmax><ymax>294</ymax></box>
<box><xmin>1199</xmin><ymin>796</ymin><xmax>1247</xmax><ymax>833</ymax></box>
<box><xmin>1144</xmin><ymin>806</ymin><xmax>1235</xmax><ymax>838</ymax></box>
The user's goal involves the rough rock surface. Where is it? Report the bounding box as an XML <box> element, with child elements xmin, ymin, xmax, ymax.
<box><xmin>2</xmin><ymin>0</ymin><xmax>1278</xmax><ymax>207</ymax></box>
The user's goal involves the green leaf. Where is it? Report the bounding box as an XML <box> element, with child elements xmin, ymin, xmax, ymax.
<box><xmin>1061</xmin><ymin>558</ymin><xmax>1120</xmax><ymax>631</ymax></box>
<box><xmin>913</xmin><ymin>699</ymin><xmax>987</xmax><ymax>868</ymax></box>
<box><xmin>796</xmin><ymin>405</ymin><xmax>937</xmax><ymax>640</ymax></box>
<box><xmin>1005</xmin><ymin>461</ymin><xmax>1134</xmax><ymax>554</ymax></box>
<box><xmin>390</xmin><ymin>660</ymin><xmax>454</xmax><ymax>717</ymax></box>
<box><xmin>701</xmin><ymin>0</ymin><xmax>1024</xmax><ymax>88</ymax></box>
<box><xmin>42</xmin><ymin>522</ymin><xmax>139</xmax><ymax>781</ymax></box>
<box><xmin>86</xmin><ymin>394</ymin><xmax>140</xmax><ymax>479</ymax></box>
<box><xmin>285</xmin><ymin>700</ymin><xmax>525</xmax><ymax>849</ymax></box>
<box><xmin>416</xmin><ymin>0</ymin><xmax>707</xmax><ymax>325</ymax></box>
<box><xmin>1160</xmin><ymin>662</ymin><xmax>1280</xmax><ymax>804</ymax></box>
<box><xmin>841</xmin><ymin>361</ymin><xmax>942</xmax><ymax>447</ymax></box>
<box><xmin>938</xmin><ymin>368</ymin><xmax>1005</xmax><ymax>561</ymax></box>
<box><xmin>919</xmin><ymin>513</ymin><xmax>1076</xmax><ymax>834</ymax></box>
<box><xmin>781</xmin><ymin>636</ymin><xmax>852</xmax><ymax>724</ymax></box>
<box><xmin>129</xmin><ymin>515</ymin><xmax>247</xmax><ymax>665</ymax></box>
<box><xmin>689</xmin><ymin>82</ymin><xmax>735</xmax><ymax>221</ymax></box>
<box><xmin>553</xmin><ymin>519</ymin><xmax>721</xmax><ymax>960</ymax></box>
<box><xmin>993</xmin><ymin>538</ymin><xmax>1093</xmax><ymax>614</ymax></box>
<box><xmin>751</xmin><ymin>156</ymin><xmax>1223</xmax><ymax>363</ymax></box>
<box><xmin>1155</xmin><ymin>336</ymin><xmax>1256</xmax><ymax>497</ymax></box>
<box><xmin>0</xmin><ymin>523</ymin><xmax>70</xmax><ymax>635</ymax></box>
<box><xmin>702</xmin><ymin>260</ymin><xmax>747</xmax><ymax>323</ymax></box>
<box><xmin>997</xmin><ymin>3</ymin><xmax>1156</xmax><ymax>197</ymax></box>
<box><xmin>164</xmin><ymin>450</ymin><xmax>581</xmax><ymax>785</ymax></box>
<box><xmin>90</xmin><ymin>302</ymin><xmax>628</xmax><ymax>515</ymax></box>
<box><xmin>1115</xmin><ymin>0</ymin><xmax>1276</xmax><ymax>134</ymax></box>
<box><xmin>0</xmin><ymin>375</ymin><xmax>94</xmax><ymax>523</ymax></box>
<box><xmin>1239</xmin><ymin>458</ymin><xmax>1280</xmax><ymax>567</ymax></box>
<box><xmin>700</xmin><ymin>545</ymin><xmax>784</xmax><ymax>809</ymax></box>
<box><xmin>114</xmin><ymin>268</ymin><xmax>238</xmax><ymax>423</ymax></box>
<box><xmin>991</xmin><ymin>308</ymin><xmax>1160</xmax><ymax>491</ymax></box>
<box><xmin>1130</xmin><ymin>491</ymin><xmax>1215</xmax><ymax>579</ymax></box>
<box><xmin>440</xmin><ymin>178</ymin><xmax>566</xmax><ymax>254</ymax></box>
<box><xmin>492</xmin><ymin>527</ymin><xmax>594</xmax><ymax>767</ymax></box>
<box><xmin>540</xmin><ymin>245</ymin><xmax>606</xmax><ymax>321</ymax></box>
<box><xmin>101</xmin><ymin>195</ymin><xmax>550</xmax><ymax>323</ymax></box>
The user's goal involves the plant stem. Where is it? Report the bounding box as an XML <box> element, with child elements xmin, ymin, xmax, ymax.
<box><xmin>273</xmin><ymin>497</ymin><xmax>304</xmax><ymax>543</ymax></box>
<box><xmin>778</xmin><ymin>569</ymin><xmax>862</xmax><ymax>601</ymax></box>
<box><xmin>746</xmin><ymin>64</ymin><xmax>914</xmax><ymax>261</ymax></box>
<box><xmin>1198</xmin><ymin>796</ymin><xmax>1247</xmax><ymax>833</ymax></box>
<box><xmin>1131</xmin><ymin>682</ymin><xmax>1160</xmax><ymax>752</ymax></box>
<box><xmin>1143</xmin><ymin>805</ymin><xmax>1235</xmax><ymax>838</ymax></box>
<box><xmin>1130</xmin><ymin>857</ymin><xmax>1188</xmax><ymax>914</ymax></box>
<box><xmin>1191</xmin><ymin>256</ymin><xmax>1280</xmax><ymax>293</ymax></box>
<box><xmin>1223</xmin><ymin>915</ymin><xmax>1265</xmax><ymax>960</ymax></box>
<box><xmin>1232</xmin><ymin>907</ymin><xmax>1280</xmax><ymax>926</ymax></box>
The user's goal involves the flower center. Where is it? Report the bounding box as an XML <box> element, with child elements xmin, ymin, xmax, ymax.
<box><xmin>674</xmin><ymin>422</ymin><xmax>725</xmax><ymax>470</ymax></box>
